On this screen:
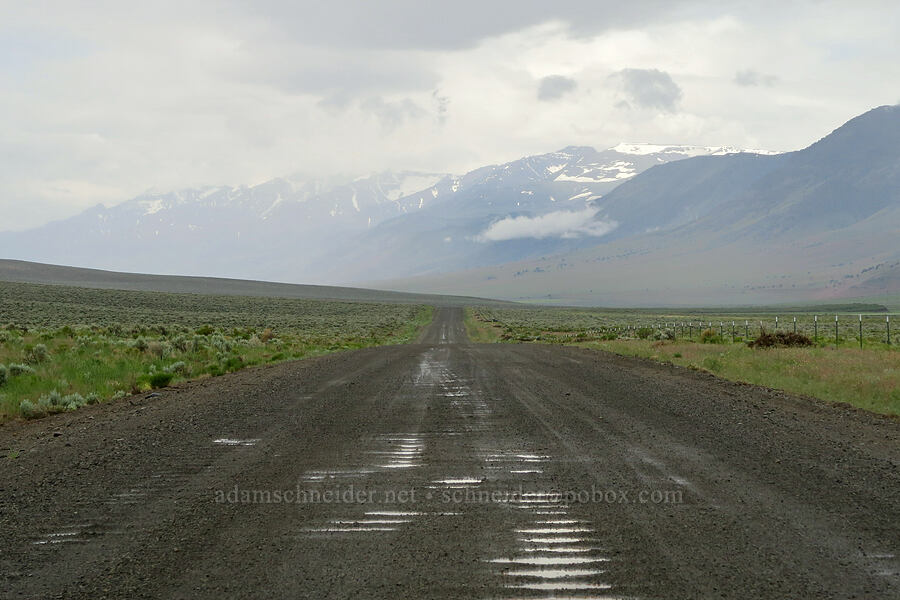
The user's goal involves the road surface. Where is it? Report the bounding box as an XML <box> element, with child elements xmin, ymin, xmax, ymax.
<box><xmin>1</xmin><ymin>307</ymin><xmax>898</xmax><ymax>599</ymax></box>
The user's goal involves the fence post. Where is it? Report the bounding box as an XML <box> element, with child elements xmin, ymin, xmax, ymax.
<box><xmin>745</xmin><ymin>320</ymin><xmax>749</xmax><ymax>340</ymax></box>
<box><xmin>888</xmin><ymin>315</ymin><xmax>891</xmax><ymax>346</ymax></box>
<box><xmin>835</xmin><ymin>315</ymin><xmax>838</xmax><ymax>346</ymax></box>
<box><xmin>775</xmin><ymin>316</ymin><xmax>778</xmax><ymax>330</ymax></box>
<box><xmin>859</xmin><ymin>314</ymin><xmax>863</xmax><ymax>349</ymax></box>
<box><xmin>814</xmin><ymin>315</ymin><xmax>818</xmax><ymax>344</ymax></box>
<box><xmin>719</xmin><ymin>321</ymin><xmax>724</xmax><ymax>338</ymax></box>
<box><xmin>793</xmin><ymin>316</ymin><xmax>797</xmax><ymax>334</ymax></box>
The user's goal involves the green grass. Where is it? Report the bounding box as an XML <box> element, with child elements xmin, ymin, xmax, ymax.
<box><xmin>471</xmin><ymin>305</ymin><xmax>900</xmax><ymax>416</ymax></box>
<box><xmin>0</xmin><ymin>281</ymin><xmax>434</xmax><ymax>422</ymax></box>
<box><xmin>463</xmin><ymin>308</ymin><xmax>504</xmax><ymax>343</ymax></box>
<box><xmin>574</xmin><ymin>339</ymin><xmax>900</xmax><ymax>416</ymax></box>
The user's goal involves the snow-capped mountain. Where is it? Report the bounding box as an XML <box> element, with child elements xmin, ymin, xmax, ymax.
<box><xmin>0</xmin><ymin>143</ymin><xmax>764</xmax><ymax>284</ymax></box>
<box><xmin>382</xmin><ymin>105</ymin><xmax>900</xmax><ymax>306</ymax></box>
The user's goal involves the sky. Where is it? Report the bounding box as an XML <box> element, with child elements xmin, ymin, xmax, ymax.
<box><xmin>1</xmin><ymin>0</ymin><xmax>899</xmax><ymax>230</ymax></box>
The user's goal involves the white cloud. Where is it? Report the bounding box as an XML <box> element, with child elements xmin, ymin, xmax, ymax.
<box><xmin>1</xmin><ymin>1</ymin><xmax>899</xmax><ymax>229</ymax></box>
<box><xmin>476</xmin><ymin>208</ymin><xmax>618</xmax><ymax>242</ymax></box>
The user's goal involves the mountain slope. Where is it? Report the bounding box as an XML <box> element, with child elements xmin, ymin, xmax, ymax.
<box><xmin>0</xmin><ymin>259</ymin><xmax>510</xmax><ymax>306</ymax></box>
<box><xmin>376</xmin><ymin>105</ymin><xmax>900</xmax><ymax>306</ymax></box>
<box><xmin>0</xmin><ymin>144</ymin><xmax>737</xmax><ymax>283</ymax></box>
<box><xmin>313</xmin><ymin>145</ymin><xmax>765</xmax><ymax>282</ymax></box>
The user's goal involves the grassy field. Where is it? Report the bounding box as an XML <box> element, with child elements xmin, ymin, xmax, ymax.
<box><xmin>466</xmin><ymin>306</ymin><xmax>900</xmax><ymax>416</ymax></box>
<box><xmin>0</xmin><ymin>281</ymin><xmax>433</xmax><ymax>422</ymax></box>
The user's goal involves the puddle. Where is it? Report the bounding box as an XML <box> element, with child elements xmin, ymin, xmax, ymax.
<box><xmin>489</xmin><ymin>556</ymin><xmax>610</xmax><ymax>565</ymax></box>
<box><xmin>536</xmin><ymin>519</ymin><xmax>580</xmax><ymax>524</ymax></box>
<box><xmin>503</xmin><ymin>568</ymin><xmax>606</xmax><ymax>578</ymax></box>
<box><xmin>516</xmin><ymin>527</ymin><xmax>593</xmax><ymax>534</ymax></box>
<box><xmin>518</xmin><ymin>537</ymin><xmax>590</xmax><ymax>544</ymax></box>
<box><xmin>213</xmin><ymin>438</ymin><xmax>260</xmax><ymax>446</ymax></box>
<box><xmin>507</xmin><ymin>581</ymin><xmax>612</xmax><ymax>591</ymax></box>
<box><xmin>303</xmin><ymin>527</ymin><xmax>398</xmax><ymax>533</ymax></box>
<box><xmin>520</xmin><ymin>546</ymin><xmax>603</xmax><ymax>553</ymax></box>
<box><xmin>431</xmin><ymin>478</ymin><xmax>482</xmax><ymax>485</ymax></box>
<box><xmin>33</xmin><ymin>531</ymin><xmax>78</xmax><ymax>542</ymax></box>
<box><xmin>330</xmin><ymin>519</ymin><xmax>410</xmax><ymax>525</ymax></box>
<box><xmin>302</xmin><ymin>469</ymin><xmax>374</xmax><ymax>481</ymax></box>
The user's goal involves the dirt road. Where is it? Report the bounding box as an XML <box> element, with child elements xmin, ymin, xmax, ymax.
<box><xmin>1</xmin><ymin>307</ymin><xmax>898</xmax><ymax>599</ymax></box>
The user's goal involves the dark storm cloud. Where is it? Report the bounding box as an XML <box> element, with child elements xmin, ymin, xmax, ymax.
<box><xmin>734</xmin><ymin>69</ymin><xmax>779</xmax><ymax>87</ymax></box>
<box><xmin>537</xmin><ymin>75</ymin><xmax>577</xmax><ymax>101</ymax></box>
<box><xmin>614</xmin><ymin>68</ymin><xmax>683</xmax><ymax>111</ymax></box>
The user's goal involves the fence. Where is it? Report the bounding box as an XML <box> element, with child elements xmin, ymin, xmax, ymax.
<box><xmin>589</xmin><ymin>314</ymin><xmax>896</xmax><ymax>348</ymax></box>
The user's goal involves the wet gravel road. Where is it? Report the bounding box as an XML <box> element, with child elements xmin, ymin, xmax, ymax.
<box><xmin>1</xmin><ymin>307</ymin><xmax>898</xmax><ymax>599</ymax></box>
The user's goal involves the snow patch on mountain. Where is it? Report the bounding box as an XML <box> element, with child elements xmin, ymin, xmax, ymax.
<box><xmin>613</xmin><ymin>142</ymin><xmax>779</xmax><ymax>157</ymax></box>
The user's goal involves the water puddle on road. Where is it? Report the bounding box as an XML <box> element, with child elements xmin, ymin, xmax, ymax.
<box><xmin>516</xmin><ymin>527</ymin><xmax>594</xmax><ymax>534</ymax></box>
<box><xmin>32</xmin><ymin>531</ymin><xmax>85</xmax><ymax>545</ymax></box>
<box><xmin>370</xmin><ymin>433</ymin><xmax>425</xmax><ymax>469</ymax></box>
<box><xmin>504</xmin><ymin>567</ymin><xmax>607</xmax><ymax>578</ymax></box>
<box><xmin>480</xmin><ymin>444</ymin><xmax>626</xmax><ymax>600</ymax></box>
<box><xmin>490</xmin><ymin>556</ymin><xmax>610</xmax><ymax>565</ymax></box>
<box><xmin>509</xmin><ymin>581</ymin><xmax>613</xmax><ymax>591</ymax></box>
<box><xmin>212</xmin><ymin>438</ymin><xmax>260</xmax><ymax>446</ymax></box>
<box><xmin>301</xmin><ymin>469</ymin><xmax>375</xmax><ymax>482</ymax></box>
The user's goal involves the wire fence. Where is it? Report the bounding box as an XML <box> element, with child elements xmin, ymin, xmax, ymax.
<box><xmin>599</xmin><ymin>314</ymin><xmax>896</xmax><ymax>348</ymax></box>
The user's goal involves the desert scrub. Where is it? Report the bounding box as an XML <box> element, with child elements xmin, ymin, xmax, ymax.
<box><xmin>0</xmin><ymin>281</ymin><xmax>434</xmax><ymax>421</ymax></box>
<box><xmin>24</xmin><ymin>344</ymin><xmax>49</xmax><ymax>364</ymax></box>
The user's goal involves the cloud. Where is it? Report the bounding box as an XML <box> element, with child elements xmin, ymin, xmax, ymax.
<box><xmin>237</xmin><ymin>0</ymin><xmax>689</xmax><ymax>51</ymax></box>
<box><xmin>537</xmin><ymin>75</ymin><xmax>577</xmax><ymax>101</ymax></box>
<box><xmin>613</xmin><ymin>68</ymin><xmax>683</xmax><ymax>111</ymax></box>
<box><xmin>734</xmin><ymin>69</ymin><xmax>778</xmax><ymax>87</ymax></box>
<box><xmin>3</xmin><ymin>1</ymin><xmax>900</xmax><ymax>230</ymax></box>
<box><xmin>360</xmin><ymin>97</ymin><xmax>426</xmax><ymax>130</ymax></box>
<box><xmin>476</xmin><ymin>208</ymin><xmax>618</xmax><ymax>242</ymax></box>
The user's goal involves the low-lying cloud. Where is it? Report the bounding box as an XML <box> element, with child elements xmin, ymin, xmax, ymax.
<box><xmin>476</xmin><ymin>208</ymin><xmax>618</xmax><ymax>242</ymax></box>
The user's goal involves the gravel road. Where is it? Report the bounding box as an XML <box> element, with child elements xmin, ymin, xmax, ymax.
<box><xmin>1</xmin><ymin>307</ymin><xmax>897</xmax><ymax>599</ymax></box>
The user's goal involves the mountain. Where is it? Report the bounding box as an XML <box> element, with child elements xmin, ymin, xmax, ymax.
<box><xmin>0</xmin><ymin>171</ymin><xmax>454</xmax><ymax>282</ymax></box>
<box><xmin>0</xmin><ymin>144</ymin><xmax>739</xmax><ymax>283</ymax></box>
<box><xmin>378</xmin><ymin>105</ymin><xmax>900</xmax><ymax>306</ymax></box>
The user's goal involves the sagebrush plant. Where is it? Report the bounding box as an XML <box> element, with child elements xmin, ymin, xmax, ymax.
<box><xmin>0</xmin><ymin>281</ymin><xmax>434</xmax><ymax>421</ymax></box>
<box><xmin>8</xmin><ymin>363</ymin><xmax>34</xmax><ymax>376</ymax></box>
<box><xmin>25</xmin><ymin>344</ymin><xmax>49</xmax><ymax>363</ymax></box>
